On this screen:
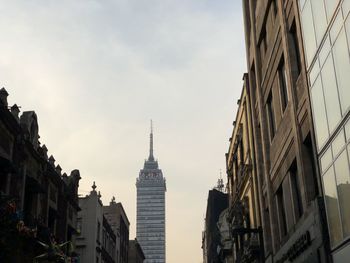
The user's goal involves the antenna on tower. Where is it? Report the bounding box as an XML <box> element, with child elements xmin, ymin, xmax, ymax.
<box><xmin>149</xmin><ymin>119</ymin><xmax>154</xmax><ymax>161</ymax></box>
<box><xmin>215</xmin><ymin>169</ymin><xmax>225</xmax><ymax>192</ymax></box>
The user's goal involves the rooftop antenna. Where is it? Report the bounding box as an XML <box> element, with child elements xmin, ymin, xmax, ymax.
<box><xmin>216</xmin><ymin>169</ymin><xmax>224</xmax><ymax>192</ymax></box>
<box><xmin>149</xmin><ymin>119</ymin><xmax>154</xmax><ymax>161</ymax></box>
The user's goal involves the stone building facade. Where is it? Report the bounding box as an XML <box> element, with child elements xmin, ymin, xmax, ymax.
<box><xmin>297</xmin><ymin>0</ymin><xmax>350</xmax><ymax>261</ymax></box>
<box><xmin>202</xmin><ymin>189</ymin><xmax>228</xmax><ymax>263</ymax></box>
<box><xmin>0</xmin><ymin>88</ymin><xmax>81</xmax><ymax>262</ymax></box>
<box><xmin>224</xmin><ymin>74</ymin><xmax>263</xmax><ymax>262</ymax></box>
<box><xmin>76</xmin><ymin>183</ymin><xmax>117</xmax><ymax>263</ymax></box>
<box><xmin>223</xmin><ymin>0</ymin><xmax>331</xmax><ymax>262</ymax></box>
<box><xmin>103</xmin><ymin>199</ymin><xmax>130</xmax><ymax>263</ymax></box>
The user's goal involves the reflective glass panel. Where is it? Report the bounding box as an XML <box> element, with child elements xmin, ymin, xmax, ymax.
<box><xmin>332</xmin><ymin>130</ymin><xmax>346</xmax><ymax>157</ymax></box>
<box><xmin>330</xmin><ymin>10</ymin><xmax>344</xmax><ymax>42</ymax></box>
<box><xmin>309</xmin><ymin>59</ymin><xmax>320</xmax><ymax>85</ymax></box>
<box><xmin>323</xmin><ymin>166</ymin><xmax>343</xmax><ymax>246</ymax></box>
<box><xmin>346</xmin><ymin>14</ymin><xmax>350</xmax><ymax>55</ymax></box>
<box><xmin>321</xmin><ymin>146</ymin><xmax>333</xmax><ymax>172</ymax></box>
<box><xmin>343</xmin><ymin>0</ymin><xmax>350</xmax><ymax>18</ymax></box>
<box><xmin>334</xmin><ymin>150</ymin><xmax>350</xmax><ymax>237</ymax></box>
<box><xmin>302</xmin><ymin>0</ymin><xmax>317</xmax><ymax>66</ymax></box>
<box><xmin>311</xmin><ymin>76</ymin><xmax>329</xmax><ymax>148</ymax></box>
<box><xmin>319</xmin><ymin>35</ymin><xmax>331</xmax><ymax>66</ymax></box>
<box><xmin>311</xmin><ymin>0</ymin><xmax>328</xmax><ymax>44</ymax></box>
<box><xmin>325</xmin><ymin>0</ymin><xmax>340</xmax><ymax>21</ymax></box>
<box><xmin>333</xmin><ymin>28</ymin><xmax>350</xmax><ymax>115</ymax></box>
<box><xmin>321</xmin><ymin>53</ymin><xmax>342</xmax><ymax>133</ymax></box>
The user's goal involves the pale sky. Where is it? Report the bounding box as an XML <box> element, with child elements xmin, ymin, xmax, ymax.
<box><xmin>0</xmin><ymin>1</ymin><xmax>245</xmax><ymax>262</ymax></box>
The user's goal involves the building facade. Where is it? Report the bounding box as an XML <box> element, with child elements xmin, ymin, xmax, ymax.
<box><xmin>136</xmin><ymin>126</ymin><xmax>166</xmax><ymax>263</ymax></box>
<box><xmin>202</xmin><ymin>188</ymin><xmax>228</xmax><ymax>263</ymax></box>
<box><xmin>129</xmin><ymin>238</ymin><xmax>146</xmax><ymax>263</ymax></box>
<box><xmin>298</xmin><ymin>0</ymin><xmax>350</xmax><ymax>261</ymax></box>
<box><xmin>239</xmin><ymin>0</ymin><xmax>329</xmax><ymax>262</ymax></box>
<box><xmin>0</xmin><ymin>88</ymin><xmax>81</xmax><ymax>262</ymax></box>
<box><xmin>224</xmin><ymin>74</ymin><xmax>263</xmax><ymax>262</ymax></box>
<box><xmin>104</xmin><ymin>199</ymin><xmax>130</xmax><ymax>263</ymax></box>
<box><xmin>76</xmin><ymin>183</ymin><xmax>117</xmax><ymax>263</ymax></box>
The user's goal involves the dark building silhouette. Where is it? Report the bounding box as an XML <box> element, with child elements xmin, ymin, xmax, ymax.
<box><xmin>129</xmin><ymin>238</ymin><xmax>146</xmax><ymax>263</ymax></box>
<box><xmin>0</xmin><ymin>88</ymin><xmax>81</xmax><ymax>262</ymax></box>
<box><xmin>202</xmin><ymin>189</ymin><xmax>228</xmax><ymax>263</ymax></box>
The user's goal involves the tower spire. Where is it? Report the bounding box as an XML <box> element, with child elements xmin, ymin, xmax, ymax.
<box><xmin>149</xmin><ymin>120</ymin><xmax>154</xmax><ymax>161</ymax></box>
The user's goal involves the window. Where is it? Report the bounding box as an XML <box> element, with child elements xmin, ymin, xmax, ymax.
<box><xmin>276</xmin><ymin>186</ymin><xmax>287</xmax><ymax>237</ymax></box>
<box><xmin>77</xmin><ymin>218</ymin><xmax>82</xmax><ymax>235</ymax></box>
<box><xmin>0</xmin><ymin>172</ymin><xmax>8</xmax><ymax>194</ymax></box>
<box><xmin>311</xmin><ymin>76</ymin><xmax>329</xmax><ymax>148</ymax></box>
<box><xmin>259</xmin><ymin>27</ymin><xmax>268</xmax><ymax>60</ymax></box>
<box><xmin>333</xmin><ymin>28</ymin><xmax>350</xmax><ymax>114</ymax></box>
<box><xmin>334</xmin><ymin>149</ymin><xmax>350</xmax><ymax>238</ymax></box>
<box><xmin>303</xmin><ymin>134</ymin><xmax>319</xmax><ymax>198</ymax></box>
<box><xmin>324</xmin><ymin>0</ymin><xmax>339</xmax><ymax>20</ymax></box>
<box><xmin>311</xmin><ymin>0</ymin><xmax>328</xmax><ymax>44</ymax></box>
<box><xmin>97</xmin><ymin>221</ymin><xmax>101</xmax><ymax>242</ymax></box>
<box><xmin>48</xmin><ymin>208</ymin><xmax>56</xmax><ymax>234</ymax></box>
<box><xmin>290</xmin><ymin>161</ymin><xmax>303</xmax><ymax>220</ymax></box>
<box><xmin>239</xmin><ymin>140</ymin><xmax>244</xmax><ymax>164</ymax></box>
<box><xmin>250</xmin><ymin>63</ymin><xmax>257</xmax><ymax>103</ymax></box>
<box><xmin>301</xmin><ymin>0</ymin><xmax>317</xmax><ymax>66</ymax></box>
<box><xmin>278</xmin><ymin>58</ymin><xmax>289</xmax><ymax>112</ymax></box>
<box><xmin>323</xmin><ymin>166</ymin><xmax>342</xmax><ymax>246</ymax></box>
<box><xmin>102</xmin><ymin>229</ymin><xmax>106</xmax><ymax>247</ymax></box>
<box><xmin>321</xmin><ymin>52</ymin><xmax>342</xmax><ymax>133</ymax></box>
<box><xmin>272</xmin><ymin>0</ymin><xmax>278</xmax><ymax>17</ymax></box>
<box><xmin>290</xmin><ymin>21</ymin><xmax>302</xmax><ymax>76</ymax></box>
<box><xmin>266</xmin><ymin>92</ymin><xmax>276</xmax><ymax>141</ymax></box>
<box><xmin>344</xmin><ymin>0</ymin><xmax>350</xmax><ymax>18</ymax></box>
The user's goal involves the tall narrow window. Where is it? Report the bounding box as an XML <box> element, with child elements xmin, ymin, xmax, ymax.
<box><xmin>259</xmin><ymin>27</ymin><xmax>268</xmax><ymax>60</ymax></box>
<box><xmin>290</xmin><ymin>21</ymin><xmax>302</xmax><ymax>76</ymax></box>
<box><xmin>267</xmin><ymin>92</ymin><xmax>276</xmax><ymax>141</ymax></box>
<box><xmin>276</xmin><ymin>186</ymin><xmax>287</xmax><ymax>237</ymax></box>
<box><xmin>278</xmin><ymin>58</ymin><xmax>289</xmax><ymax>112</ymax></box>
<box><xmin>251</xmin><ymin>63</ymin><xmax>257</xmax><ymax>103</ymax></box>
<box><xmin>240</xmin><ymin>140</ymin><xmax>244</xmax><ymax>164</ymax></box>
<box><xmin>97</xmin><ymin>221</ymin><xmax>101</xmax><ymax>242</ymax></box>
<box><xmin>272</xmin><ymin>0</ymin><xmax>278</xmax><ymax>17</ymax></box>
<box><xmin>290</xmin><ymin>160</ymin><xmax>303</xmax><ymax>220</ymax></box>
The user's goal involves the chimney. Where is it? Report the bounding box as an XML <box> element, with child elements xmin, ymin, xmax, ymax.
<box><xmin>10</xmin><ymin>104</ymin><xmax>20</xmax><ymax>122</ymax></box>
<box><xmin>49</xmin><ymin>155</ymin><xmax>55</xmax><ymax>166</ymax></box>
<box><xmin>0</xmin><ymin>87</ymin><xmax>9</xmax><ymax>107</ymax></box>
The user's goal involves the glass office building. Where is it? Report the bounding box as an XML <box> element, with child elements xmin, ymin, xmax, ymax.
<box><xmin>299</xmin><ymin>0</ymin><xmax>350</xmax><ymax>261</ymax></box>
<box><xmin>136</xmin><ymin>127</ymin><xmax>166</xmax><ymax>263</ymax></box>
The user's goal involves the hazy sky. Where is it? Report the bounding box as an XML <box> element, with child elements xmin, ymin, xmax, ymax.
<box><xmin>0</xmin><ymin>1</ymin><xmax>245</xmax><ymax>262</ymax></box>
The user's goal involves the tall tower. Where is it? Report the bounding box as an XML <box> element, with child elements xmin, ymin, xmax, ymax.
<box><xmin>136</xmin><ymin>122</ymin><xmax>166</xmax><ymax>263</ymax></box>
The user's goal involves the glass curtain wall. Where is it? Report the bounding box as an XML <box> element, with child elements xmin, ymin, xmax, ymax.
<box><xmin>299</xmin><ymin>0</ymin><xmax>350</xmax><ymax>259</ymax></box>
